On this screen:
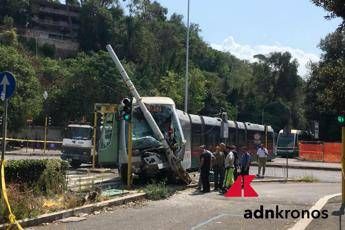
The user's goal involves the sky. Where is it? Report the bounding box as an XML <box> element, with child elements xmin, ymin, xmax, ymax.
<box><xmin>153</xmin><ymin>0</ymin><xmax>342</xmax><ymax>76</ymax></box>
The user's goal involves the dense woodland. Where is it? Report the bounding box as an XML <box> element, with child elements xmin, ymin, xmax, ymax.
<box><xmin>0</xmin><ymin>0</ymin><xmax>343</xmax><ymax>141</ymax></box>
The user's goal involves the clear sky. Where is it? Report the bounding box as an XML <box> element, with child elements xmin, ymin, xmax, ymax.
<box><xmin>154</xmin><ymin>0</ymin><xmax>342</xmax><ymax>76</ymax></box>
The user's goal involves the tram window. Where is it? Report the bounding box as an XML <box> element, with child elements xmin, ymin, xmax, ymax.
<box><xmin>205</xmin><ymin>125</ymin><xmax>219</xmax><ymax>148</ymax></box>
<box><xmin>191</xmin><ymin>123</ymin><xmax>202</xmax><ymax>149</ymax></box>
<box><xmin>228</xmin><ymin>128</ymin><xmax>236</xmax><ymax>145</ymax></box>
<box><xmin>238</xmin><ymin>129</ymin><xmax>246</xmax><ymax>146</ymax></box>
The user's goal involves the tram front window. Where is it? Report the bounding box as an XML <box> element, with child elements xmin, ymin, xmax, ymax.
<box><xmin>277</xmin><ymin>134</ymin><xmax>295</xmax><ymax>149</ymax></box>
<box><xmin>132</xmin><ymin>104</ymin><xmax>181</xmax><ymax>150</ymax></box>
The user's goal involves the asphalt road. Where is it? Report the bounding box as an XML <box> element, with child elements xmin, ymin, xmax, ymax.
<box><xmin>33</xmin><ymin>182</ymin><xmax>340</xmax><ymax>230</ymax></box>
<box><xmin>4</xmin><ymin>152</ymin><xmax>341</xmax><ymax>183</ymax></box>
<box><xmin>249</xmin><ymin>166</ymin><xmax>341</xmax><ymax>183</ymax></box>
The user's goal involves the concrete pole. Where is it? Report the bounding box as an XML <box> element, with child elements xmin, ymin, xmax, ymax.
<box><xmin>184</xmin><ymin>0</ymin><xmax>190</xmax><ymax>113</ymax></box>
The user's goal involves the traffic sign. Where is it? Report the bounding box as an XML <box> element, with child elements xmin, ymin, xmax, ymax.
<box><xmin>0</xmin><ymin>71</ymin><xmax>15</xmax><ymax>100</ymax></box>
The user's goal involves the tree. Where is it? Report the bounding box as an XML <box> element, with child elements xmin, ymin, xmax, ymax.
<box><xmin>0</xmin><ymin>45</ymin><xmax>42</xmax><ymax>130</ymax></box>
<box><xmin>312</xmin><ymin>0</ymin><xmax>345</xmax><ymax>23</ymax></box>
<box><xmin>158</xmin><ymin>71</ymin><xmax>183</xmax><ymax>108</ymax></box>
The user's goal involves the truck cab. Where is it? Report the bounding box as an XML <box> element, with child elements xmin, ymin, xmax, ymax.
<box><xmin>61</xmin><ymin>124</ymin><xmax>93</xmax><ymax>168</ymax></box>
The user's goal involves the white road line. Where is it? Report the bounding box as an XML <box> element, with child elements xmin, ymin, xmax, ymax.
<box><xmin>289</xmin><ymin>193</ymin><xmax>341</xmax><ymax>230</ymax></box>
<box><xmin>191</xmin><ymin>213</ymin><xmax>243</xmax><ymax>230</ymax></box>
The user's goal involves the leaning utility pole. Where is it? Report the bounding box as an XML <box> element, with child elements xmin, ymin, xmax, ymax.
<box><xmin>106</xmin><ymin>45</ymin><xmax>191</xmax><ymax>184</ymax></box>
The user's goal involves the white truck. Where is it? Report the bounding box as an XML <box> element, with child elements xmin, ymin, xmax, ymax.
<box><xmin>61</xmin><ymin>124</ymin><xmax>93</xmax><ymax>168</ymax></box>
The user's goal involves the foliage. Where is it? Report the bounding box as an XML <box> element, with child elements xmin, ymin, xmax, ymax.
<box><xmin>305</xmin><ymin>0</ymin><xmax>344</xmax><ymax>140</ymax></box>
<box><xmin>144</xmin><ymin>181</ymin><xmax>171</xmax><ymax>200</ymax></box>
<box><xmin>0</xmin><ymin>0</ymin><xmax>320</xmax><ymax>135</ymax></box>
<box><xmin>311</xmin><ymin>0</ymin><xmax>345</xmax><ymax>24</ymax></box>
<box><xmin>35</xmin><ymin>159</ymin><xmax>68</xmax><ymax>195</ymax></box>
<box><xmin>0</xmin><ymin>44</ymin><xmax>42</xmax><ymax>131</ymax></box>
<box><xmin>0</xmin><ymin>184</ymin><xmax>43</xmax><ymax>222</ymax></box>
<box><xmin>5</xmin><ymin>159</ymin><xmax>68</xmax><ymax>190</ymax></box>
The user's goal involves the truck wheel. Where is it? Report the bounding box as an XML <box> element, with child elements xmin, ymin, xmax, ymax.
<box><xmin>71</xmin><ymin>160</ymin><xmax>81</xmax><ymax>168</ymax></box>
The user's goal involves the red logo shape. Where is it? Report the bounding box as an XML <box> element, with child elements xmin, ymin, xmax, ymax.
<box><xmin>225</xmin><ymin>175</ymin><xmax>258</xmax><ymax>197</ymax></box>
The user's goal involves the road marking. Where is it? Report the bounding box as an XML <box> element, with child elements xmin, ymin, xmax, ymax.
<box><xmin>289</xmin><ymin>193</ymin><xmax>340</xmax><ymax>230</ymax></box>
<box><xmin>191</xmin><ymin>213</ymin><xmax>242</xmax><ymax>230</ymax></box>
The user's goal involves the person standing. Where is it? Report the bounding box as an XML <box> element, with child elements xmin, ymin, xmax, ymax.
<box><xmin>213</xmin><ymin>145</ymin><xmax>225</xmax><ymax>191</ymax></box>
<box><xmin>220</xmin><ymin>142</ymin><xmax>227</xmax><ymax>157</ymax></box>
<box><xmin>199</xmin><ymin>145</ymin><xmax>212</xmax><ymax>193</ymax></box>
<box><xmin>222</xmin><ymin>145</ymin><xmax>235</xmax><ymax>193</ymax></box>
<box><xmin>240</xmin><ymin>146</ymin><xmax>251</xmax><ymax>176</ymax></box>
<box><xmin>256</xmin><ymin>144</ymin><xmax>268</xmax><ymax>178</ymax></box>
<box><xmin>231</xmin><ymin>145</ymin><xmax>239</xmax><ymax>180</ymax></box>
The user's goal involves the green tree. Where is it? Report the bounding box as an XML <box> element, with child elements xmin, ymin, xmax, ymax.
<box><xmin>0</xmin><ymin>45</ymin><xmax>42</xmax><ymax>130</ymax></box>
<box><xmin>312</xmin><ymin>0</ymin><xmax>345</xmax><ymax>23</ymax></box>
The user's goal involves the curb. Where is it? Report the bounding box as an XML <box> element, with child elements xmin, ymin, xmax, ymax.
<box><xmin>251</xmin><ymin>163</ymin><xmax>340</xmax><ymax>171</ymax></box>
<box><xmin>0</xmin><ymin>192</ymin><xmax>146</xmax><ymax>229</ymax></box>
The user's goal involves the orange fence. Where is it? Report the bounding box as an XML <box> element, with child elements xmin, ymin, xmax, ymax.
<box><xmin>299</xmin><ymin>141</ymin><xmax>341</xmax><ymax>163</ymax></box>
<box><xmin>323</xmin><ymin>143</ymin><xmax>341</xmax><ymax>163</ymax></box>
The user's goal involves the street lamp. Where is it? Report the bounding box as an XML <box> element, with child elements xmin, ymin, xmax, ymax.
<box><xmin>43</xmin><ymin>91</ymin><xmax>48</xmax><ymax>153</ymax></box>
<box><xmin>184</xmin><ymin>0</ymin><xmax>190</xmax><ymax>113</ymax></box>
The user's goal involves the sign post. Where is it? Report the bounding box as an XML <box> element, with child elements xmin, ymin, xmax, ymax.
<box><xmin>127</xmin><ymin>122</ymin><xmax>132</xmax><ymax>189</ymax></box>
<box><xmin>342</xmin><ymin>126</ymin><xmax>345</xmax><ymax>204</ymax></box>
<box><xmin>338</xmin><ymin>113</ymin><xmax>345</xmax><ymax>203</ymax></box>
<box><xmin>0</xmin><ymin>72</ymin><xmax>16</xmax><ymax>160</ymax></box>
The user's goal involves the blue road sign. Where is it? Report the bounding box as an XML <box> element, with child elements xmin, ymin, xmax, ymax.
<box><xmin>0</xmin><ymin>71</ymin><xmax>15</xmax><ymax>100</ymax></box>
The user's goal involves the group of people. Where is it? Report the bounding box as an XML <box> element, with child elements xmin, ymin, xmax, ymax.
<box><xmin>198</xmin><ymin>143</ymin><xmax>268</xmax><ymax>193</ymax></box>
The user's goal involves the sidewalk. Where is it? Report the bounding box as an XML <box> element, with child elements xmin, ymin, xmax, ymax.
<box><xmin>252</xmin><ymin>157</ymin><xmax>341</xmax><ymax>171</ymax></box>
<box><xmin>306</xmin><ymin>195</ymin><xmax>343</xmax><ymax>230</ymax></box>
<box><xmin>5</xmin><ymin>148</ymin><xmax>61</xmax><ymax>156</ymax></box>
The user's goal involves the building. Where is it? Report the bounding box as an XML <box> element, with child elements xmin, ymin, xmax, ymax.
<box><xmin>21</xmin><ymin>0</ymin><xmax>81</xmax><ymax>57</ymax></box>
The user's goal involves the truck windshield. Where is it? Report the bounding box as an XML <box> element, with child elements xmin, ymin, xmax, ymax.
<box><xmin>66</xmin><ymin>127</ymin><xmax>92</xmax><ymax>140</ymax></box>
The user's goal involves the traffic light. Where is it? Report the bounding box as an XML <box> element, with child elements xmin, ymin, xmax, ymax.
<box><xmin>100</xmin><ymin>113</ymin><xmax>105</xmax><ymax>125</ymax></box>
<box><xmin>48</xmin><ymin>116</ymin><xmax>52</xmax><ymax>126</ymax></box>
<box><xmin>121</xmin><ymin>98</ymin><xmax>132</xmax><ymax>121</ymax></box>
<box><xmin>0</xmin><ymin>116</ymin><xmax>2</xmax><ymax>126</ymax></box>
<box><xmin>338</xmin><ymin>114</ymin><xmax>345</xmax><ymax>125</ymax></box>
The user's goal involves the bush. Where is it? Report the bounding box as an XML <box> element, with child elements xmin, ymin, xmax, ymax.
<box><xmin>144</xmin><ymin>181</ymin><xmax>171</xmax><ymax>200</ymax></box>
<box><xmin>5</xmin><ymin>159</ymin><xmax>68</xmax><ymax>193</ymax></box>
<box><xmin>35</xmin><ymin>160</ymin><xmax>68</xmax><ymax>195</ymax></box>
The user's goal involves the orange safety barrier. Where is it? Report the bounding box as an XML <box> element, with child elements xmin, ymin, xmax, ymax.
<box><xmin>324</xmin><ymin>142</ymin><xmax>342</xmax><ymax>163</ymax></box>
<box><xmin>299</xmin><ymin>142</ymin><xmax>342</xmax><ymax>163</ymax></box>
<box><xmin>299</xmin><ymin>142</ymin><xmax>324</xmax><ymax>161</ymax></box>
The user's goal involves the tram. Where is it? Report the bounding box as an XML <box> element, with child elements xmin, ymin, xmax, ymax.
<box><xmin>97</xmin><ymin>97</ymin><xmax>275</xmax><ymax>181</ymax></box>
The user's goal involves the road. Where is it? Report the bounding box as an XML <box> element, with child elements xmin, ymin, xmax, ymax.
<box><xmin>33</xmin><ymin>182</ymin><xmax>340</xmax><ymax>230</ymax></box>
<box><xmin>4</xmin><ymin>153</ymin><xmax>341</xmax><ymax>183</ymax></box>
<box><xmin>249</xmin><ymin>166</ymin><xmax>340</xmax><ymax>183</ymax></box>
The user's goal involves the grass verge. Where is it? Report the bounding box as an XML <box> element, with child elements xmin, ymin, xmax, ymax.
<box><xmin>143</xmin><ymin>181</ymin><xmax>173</xmax><ymax>200</ymax></box>
<box><xmin>298</xmin><ymin>175</ymin><xmax>319</xmax><ymax>182</ymax></box>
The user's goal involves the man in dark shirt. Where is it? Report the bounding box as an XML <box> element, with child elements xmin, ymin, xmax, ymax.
<box><xmin>199</xmin><ymin>145</ymin><xmax>212</xmax><ymax>193</ymax></box>
<box><xmin>240</xmin><ymin>146</ymin><xmax>251</xmax><ymax>176</ymax></box>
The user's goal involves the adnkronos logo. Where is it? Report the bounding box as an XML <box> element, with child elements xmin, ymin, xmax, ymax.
<box><xmin>224</xmin><ymin>175</ymin><xmax>329</xmax><ymax>220</ymax></box>
<box><xmin>243</xmin><ymin>205</ymin><xmax>328</xmax><ymax>219</ymax></box>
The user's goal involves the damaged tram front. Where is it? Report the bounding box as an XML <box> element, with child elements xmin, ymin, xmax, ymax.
<box><xmin>127</xmin><ymin>97</ymin><xmax>186</xmax><ymax>179</ymax></box>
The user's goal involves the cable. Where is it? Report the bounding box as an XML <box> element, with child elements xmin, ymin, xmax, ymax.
<box><xmin>1</xmin><ymin>160</ymin><xmax>23</xmax><ymax>230</ymax></box>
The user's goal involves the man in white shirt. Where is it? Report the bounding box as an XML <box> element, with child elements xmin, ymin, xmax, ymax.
<box><xmin>256</xmin><ymin>144</ymin><xmax>268</xmax><ymax>178</ymax></box>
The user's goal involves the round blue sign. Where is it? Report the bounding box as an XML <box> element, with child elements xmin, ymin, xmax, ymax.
<box><xmin>0</xmin><ymin>71</ymin><xmax>16</xmax><ymax>100</ymax></box>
